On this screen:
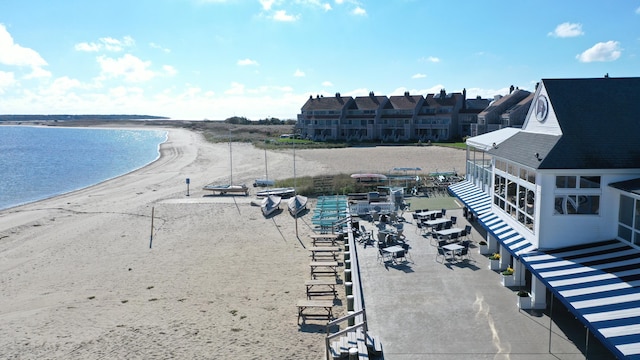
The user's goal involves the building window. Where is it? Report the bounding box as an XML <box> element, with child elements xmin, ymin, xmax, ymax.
<box><xmin>493</xmin><ymin>160</ymin><xmax>536</xmax><ymax>232</ymax></box>
<box><xmin>618</xmin><ymin>194</ymin><xmax>640</xmax><ymax>245</ymax></box>
<box><xmin>554</xmin><ymin>176</ymin><xmax>601</xmax><ymax>215</ymax></box>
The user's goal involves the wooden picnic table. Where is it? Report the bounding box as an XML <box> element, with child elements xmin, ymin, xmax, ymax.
<box><xmin>309</xmin><ymin>261</ymin><xmax>339</xmax><ymax>279</ymax></box>
<box><xmin>296</xmin><ymin>299</ymin><xmax>334</xmax><ymax>324</ymax></box>
<box><xmin>309</xmin><ymin>246</ymin><xmax>341</xmax><ymax>261</ymax></box>
<box><xmin>304</xmin><ymin>279</ymin><xmax>338</xmax><ymax>299</ymax></box>
<box><xmin>310</xmin><ymin>233</ymin><xmax>340</xmax><ymax>246</ymax></box>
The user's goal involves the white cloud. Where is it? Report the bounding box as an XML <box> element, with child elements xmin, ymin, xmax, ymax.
<box><xmin>225</xmin><ymin>82</ymin><xmax>245</xmax><ymax>95</ymax></box>
<box><xmin>259</xmin><ymin>0</ymin><xmax>275</xmax><ymax>10</ymax></box>
<box><xmin>0</xmin><ymin>70</ymin><xmax>16</xmax><ymax>93</ymax></box>
<box><xmin>0</xmin><ymin>24</ymin><xmax>50</xmax><ymax>78</ymax></box>
<box><xmin>548</xmin><ymin>22</ymin><xmax>584</xmax><ymax>38</ymax></box>
<box><xmin>299</xmin><ymin>0</ymin><xmax>332</xmax><ymax>11</ymax></box>
<box><xmin>636</xmin><ymin>6</ymin><xmax>640</xmax><ymax>14</ymax></box>
<box><xmin>75</xmin><ymin>36</ymin><xmax>135</xmax><ymax>52</ymax></box>
<box><xmin>576</xmin><ymin>41</ymin><xmax>622</xmax><ymax>62</ymax></box>
<box><xmin>294</xmin><ymin>69</ymin><xmax>305</xmax><ymax>77</ymax></box>
<box><xmin>150</xmin><ymin>42</ymin><xmax>171</xmax><ymax>53</ymax></box>
<box><xmin>411</xmin><ymin>73</ymin><xmax>426</xmax><ymax>79</ymax></box>
<box><xmin>237</xmin><ymin>58</ymin><xmax>259</xmax><ymax>66</ymax></box>
<box><xmin>421</xmin><ymin>56</ymin><xmax>440</xmax><ymax>63</ymax></box>
<box><xmin>352</xmin><ymin>6</ymin><xmax>366</xmax><ymax>16</ymax></box>
<box><xmin>273</xmin><ymin>10</ymin><xmax>299</xmax><ymax>21</ymax></box>
<box><xmin>335</xmin><ymin>0</ymin><xmax>344</xmax><ymax>4</ymax></box>
<box><xmin>163</xmin><ymin>65</ymin><xmax>177</xmax><ymax>76</ymax></box>
<box><xmin>97</xmin><ymin>54</ymin><xmax>156</xmax><ymax>82</ymax></box>
<box><xmin>322</xmin><ymin>81</ymin><xmax>333</xmax><ymax>87</ymax></box>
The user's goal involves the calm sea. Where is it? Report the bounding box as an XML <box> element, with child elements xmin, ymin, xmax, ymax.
<box><xmin>0</xmin><ymin>126</ymin><xmax>167</xmax><ymax>211</ymax></box>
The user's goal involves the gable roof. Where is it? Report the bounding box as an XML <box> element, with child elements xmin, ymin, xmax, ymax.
<box><xmin>489</xmin><ymin>77</ymin><xmax>640</xmax><ymax>170</ymax></box>
<box><xmin>301</xmin><ymin>95</ymin><xmax>353</xmax><ymax>111</ymax></box>
<box><xmin>540</xmin><ymin>77</ymin><xmax>640</xmax><ymax>169</ymax></box>
<box><xmin>489</xmin><ymin>131</ymin><xmax>561</xmax><ymax>169</ymax></box>
<box><xmin>352</xmin><ymin>95</ymin><xmax>387</xmax><ymax>110</ymax></box>
<box><xmin>387</xmin><ymin>94</ymin><xmax>423</xmax><ymax>109</ymax></box>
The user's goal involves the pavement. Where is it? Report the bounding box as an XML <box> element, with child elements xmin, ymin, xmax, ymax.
<box><xmin>356</xmin><ymin>207</ymin><xmax>616</xmax><ymax>360</ymax></box>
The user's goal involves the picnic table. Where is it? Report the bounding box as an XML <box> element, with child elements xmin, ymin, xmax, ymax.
<box><xmin>310</xmin><ymin>233</ymin><xmax>340</xmax><ymax>246</ymax></box>
<box><xmin>304</xmin><ymin>279</ymin><xmax>338</xmax><ymax>299</ymax></box>
<box><xmin>310</xmin><ymin>261</ymin><xmax>339</xmax><ymax>279</ymax></box>
<box><xmin>309</xmin><ymin>246</ymin><xmax>341</xmax><ymax>261</ymax></box>
<box><xmin>297</xmin><ymin>299</ymin><xmax>334</xmax><ymax>324</ymax></box>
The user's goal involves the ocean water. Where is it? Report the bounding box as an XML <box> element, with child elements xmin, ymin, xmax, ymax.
<box><xmin>0</xmin><ymin>126</ymin><xmax>167</xmax><ymax>211</ymax></box>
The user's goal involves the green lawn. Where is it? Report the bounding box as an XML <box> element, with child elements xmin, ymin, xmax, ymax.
<box><xmin>405</xmin><ymin>194</ymin><xmax>464</xmax><ymax>211</ymax></box>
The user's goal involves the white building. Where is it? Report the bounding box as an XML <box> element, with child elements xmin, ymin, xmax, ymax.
<box><xmin>450</xmin><ymin>77</ymin><xmax>640</xmax><ymax>359</ymax></box>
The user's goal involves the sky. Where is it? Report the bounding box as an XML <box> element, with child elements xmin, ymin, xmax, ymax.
<box><xmin>0</xmin><ymin>1</ymin><xmax>638</xmax><ymax>120</ymax></box>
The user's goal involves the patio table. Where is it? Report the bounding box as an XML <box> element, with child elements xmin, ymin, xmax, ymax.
<box><xmin>436</xmin><ymin>227</ymin><xmax>464</xmax><ymax>241</ymax></box>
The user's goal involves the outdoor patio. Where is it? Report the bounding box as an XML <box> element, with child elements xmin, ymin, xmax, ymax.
<box><xmin>355</xmin><ymin>204</ymin><xmax>616</xmax><ymax>359</ymax></box>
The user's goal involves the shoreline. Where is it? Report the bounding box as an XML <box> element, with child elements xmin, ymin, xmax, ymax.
<box><xmin>0</xmin><ymin>126</ymin><xmax>467</xmax><ymax>359</ymax></box>
<box><xmin>0</xmin><ymin>126</ymin><xmax>169</xmax><ymax>213</ymax></box>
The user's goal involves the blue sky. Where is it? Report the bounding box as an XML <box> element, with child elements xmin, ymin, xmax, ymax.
<box><xmin>0</xmin><ymin>1</ymin><xmax>638</xmax><ymax>120</ymax></box>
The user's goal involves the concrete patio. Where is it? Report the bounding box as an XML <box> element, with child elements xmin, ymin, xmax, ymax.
<box><xmin>355</xmin><ymin>206</ymin><xmax>616</xmax><ymax>360</ymax></box>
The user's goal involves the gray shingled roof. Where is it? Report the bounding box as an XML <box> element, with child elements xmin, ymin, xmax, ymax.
<box><xmin>352</xmin><ymin>95</ymin><xmax>387</xmax><ymax>110</ymax></box>
<box><xmin>609</xmin><ymin>178</ymin><xmax>640</xmax><ymax>196</ymax></box>
<box><xmin>491</xmin><ymin>77</ymin><xmax>640</xmax><ymax>170</ymax></box>
<box><xmin>387</xmin><ymin>95</ymin><xmax>423</xmax><ymax>109</ymax></box>
<box><xmin>489</xmin><ymin>132</ymin><xmax>560</xmax><ymax>169</ymax></box>
<box><xmin>301</xmin><ymin>96</ymin><xmax>353</xmax><ymax>111</ymax></box>
<box><xmin>542</xmin><ymin>77</ymin><xmax>640</xmax><ymax>169</ymax></box>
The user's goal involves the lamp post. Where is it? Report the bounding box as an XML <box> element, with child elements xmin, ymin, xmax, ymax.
<box><xmin>293</xmin><ymin>132</ymin><xmax>299</xmax><ymax>238</ymax></box>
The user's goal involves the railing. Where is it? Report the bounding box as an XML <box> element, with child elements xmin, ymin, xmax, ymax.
<box><xmin>324</xmin><ymin>217</ymin><xmax>374</xmax><ymax>360</ymax></box>
<box><xmin>324</xmin><ymin>309</ymin><xmax>368</xmax><ymax>360</ymax></box>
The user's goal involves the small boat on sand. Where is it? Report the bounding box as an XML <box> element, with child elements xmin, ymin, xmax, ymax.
<box><xmin>203</xmin><ymin>183</ymin><xmax>249</xmax><ymax>195</ymax></box>
<box><xmin>256</xmin><ymin>187</ymin><xmax>295</xmax><ymax>198</ymax></box>
<box><xmin>288</xmin><ymin>194</ymin><xmax>308</xmax><ymax>216</ymax></box>
<box><xmin>261</xmin><ymin>195</ymin><xmax>281</xmax><ymax>216</ymax></box>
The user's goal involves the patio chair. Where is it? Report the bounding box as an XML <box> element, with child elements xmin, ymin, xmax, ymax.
<box><xmin>450</xmin><ymin>216</ymin><xmax>457</xmax><ymax>225</ymax></box>
<box><xmin>401</xmin><ymin>243</ymin><xmax>413</xmax><ymax>262</ymax></box>
<box><xmin>430</xmin><ymin>232</ymin><xmax>441</xmax><ymax>246</ymax></box>
<box><xmin>435</xmin><ymin>246</ymin><xmax>450</xmax><ymax>263</ymax></box>
<box><xmin>359</xmin><ymin>225</ymin><xmax>373</xmax><ymax>245</ymax></box>
<box><xmin>444</xmin><ymin>221</ymin><xmax>452</xmax><ymax>230</ymax></box>
<box><xmin>377</xmin><ymin>248</ymin><xmax>391</xmax><ymax>263</ymax></box>
<box><xmin>435</xmin><ymin>212</ymin><xmax>443</xmax><ymax>219</ymax></box>
<box><xmin>441</xmin><ymin>208</ymin><xmax>447</xmax><ymax>217</ymax></box>
<box><xmin>464</xmin><ymin>225</ymin><xmax>473</xmax><ymax>241</ymax></box>
<box><xmin>456</xmin><ymin>246</ymin><xmax>470</xmax><ymax>261</ymax></box>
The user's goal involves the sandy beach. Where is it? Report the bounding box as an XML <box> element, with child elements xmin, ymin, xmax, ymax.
<box><xmin>0</xmin><ymin>127</ymin><xmax>466</xmax><ymax>359</ymax></box>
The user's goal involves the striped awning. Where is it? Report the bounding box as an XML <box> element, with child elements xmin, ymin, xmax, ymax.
<box><xmin>448</xmin><ymin>181</ymin><xmax>492</xmax><ymax>215</ymax></box>
<box><xmin>477</xmin><ymin>212</ymin><xmax>537</xmax><ymax>259</ymax></box>
<box><xmin>522</xmin><ymin>240</ymin><xmax>640</xmax><ymax>359</ymax></box>
<box><xmin>449</xmin><ymin>181</ymin><xmax>536</xmax><ymax>259</ymax></box>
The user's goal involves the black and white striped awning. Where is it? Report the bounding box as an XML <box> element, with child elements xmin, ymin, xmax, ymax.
<box><xmin>448</xmin><ymin>181</ymin><xmax>492</xmax><ymax>215</ymax></box>
<box><xmin>522</xmin><ymin>240</ymin><xmax>640</xmax><ymax>359</ymax></box>
<box><xmin>477</xmin><ymin>212</ymin><xmax>537</xmax><ymax>259</ymax></box>
<box><xmin>449</xmin><ymin>181</ymin><xmax>536</xmax><ymax>259</ymax></box>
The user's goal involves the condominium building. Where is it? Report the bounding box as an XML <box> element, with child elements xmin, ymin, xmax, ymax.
<box><xmin>297</xmin><ymin>87</ymin><xmax>525</xmax><ymax>142</ymax></box>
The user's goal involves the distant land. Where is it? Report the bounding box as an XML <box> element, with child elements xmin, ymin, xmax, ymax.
<box><xmin>0</xmin><ymin>114</ymin><xmax>169</xmax><ymax>122</ymax></box>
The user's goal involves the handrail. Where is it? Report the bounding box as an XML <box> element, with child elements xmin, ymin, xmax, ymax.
<box><xmin>324</xmin><ymin>216</ymin><xmax>371</xmax><ymax>360</ymax></box>
<box><xmin>326</xmin><ymin>309</ymin><xmax>365</xmax><ymax>328</ymax></box>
